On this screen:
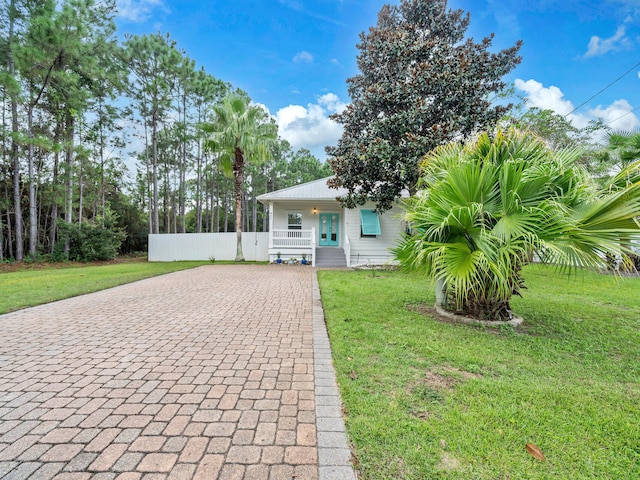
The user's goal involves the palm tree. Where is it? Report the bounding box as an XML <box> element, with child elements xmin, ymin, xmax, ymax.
<box><xmin>605</xmin><ymin>129</ymin><xmax>640</xmax><ymax>171</ymax></box>
<box><xmin>203</xmin><ymin>94</ymin><xmax>277</xmax><ymax>261</ymax></box>
<box><xmin>394</xmin><ymin>129</ymin><xmax>640</xmax><ymax>321</ymax></box>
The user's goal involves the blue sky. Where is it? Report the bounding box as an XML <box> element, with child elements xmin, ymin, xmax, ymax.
<box><xmin>115</xmin><ymin>0</ymin><xmax>640</xmax><ymax>158</ymax></box>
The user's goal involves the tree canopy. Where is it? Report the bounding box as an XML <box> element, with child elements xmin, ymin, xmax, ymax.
<box><xmin>328</xmin><ymin>0</ymin><xmax>523</xmax><ymax>212</ymax></box>
<box><xmin>0</xmin><ymin>2</ymin><xmax>330</xmax><ymax>262</ymax></box>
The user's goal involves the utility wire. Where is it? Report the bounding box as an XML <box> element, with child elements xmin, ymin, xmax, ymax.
<box><xmin>604</xmin><ymin>104</ymin><xmax>640</xmax><ymax>127</ymax></box>
<box><xmin>565</xmin><ymin>60</ymin><xmax>640</xmax><ymax>117</ymax></box>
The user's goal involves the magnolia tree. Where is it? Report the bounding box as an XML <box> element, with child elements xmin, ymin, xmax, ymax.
<box><xmin>394</xmin><ymin>129</ymin><xmax>640</xmax><ymax>322</ymax></box>
<box><xmin>327</xmin><ymin>0</ymin><xmax>523</xmax><ymax>212</ymax></box>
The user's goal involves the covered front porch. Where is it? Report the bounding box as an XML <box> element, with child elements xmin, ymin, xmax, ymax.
<box><xmin>256</xmin><ymin>178</ymin><xmax>350</xmax><ymax>267</ymax></box>
<box><xmin>265</xmin><ymin>202</ymin><xmax>347</xmax><ymax>266</ymax></box>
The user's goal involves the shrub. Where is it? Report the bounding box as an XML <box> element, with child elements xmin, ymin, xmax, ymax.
<box><xmin>53</xmin><ymin>209</ymin><xmax>126</xmax><ymax>262</ymax></box>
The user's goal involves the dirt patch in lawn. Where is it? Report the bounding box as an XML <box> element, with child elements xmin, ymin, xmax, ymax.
<box><xmin>410</xmin><ymin>365</ymin><xmax>483</xmax><ymax>421</ymax></box>
<box><xmin>420</xmin><ymin>366</ymin><xmax>482</xmax><ymax>391</ymax></box>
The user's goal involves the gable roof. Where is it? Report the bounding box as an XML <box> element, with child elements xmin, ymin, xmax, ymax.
<box><xmin>257</xmin><ymin>177</ymin><xmax>347</xmax><ymax>202</ymax></box>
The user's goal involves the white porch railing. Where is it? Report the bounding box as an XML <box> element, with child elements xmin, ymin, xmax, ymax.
<box><xmin>344</xmin><ymin>234</ymin><xmax>351</xmax><ymax>268</ymax></box>
<box><xmin>272</xmin><ymin>229</ymin><xmax>313</xmax><ymax>248</ymax></box>
<box><xmin>269</xmin><ymin>228</ymin><xmax>316</xmax><ymax>265</ymax></box>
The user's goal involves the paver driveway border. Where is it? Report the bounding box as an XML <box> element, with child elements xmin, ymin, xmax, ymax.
<box><xmin>311</xmin><ymin>273</ymin><xmax>356</xmax><ymax>480</ymax></box>
<box><xmin>0</xmin><ymin>265</ymin><xmax>357</xmax><ymax>480</ymax></box>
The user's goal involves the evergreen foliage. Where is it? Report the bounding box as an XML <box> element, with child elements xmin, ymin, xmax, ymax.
<box><xmin>328</xmin><ymin>0</ymin><xmax>522</xmax><ymax>211</ymax></box>
<box><xmin>0</xmin><ymin>3</ymin><xmax>330</xmax><ymax>261</ymax></box>
<box><xmin>53</xmin><ymin>208</ymin><xmax>125</xmax><ymax>261</ymax></box>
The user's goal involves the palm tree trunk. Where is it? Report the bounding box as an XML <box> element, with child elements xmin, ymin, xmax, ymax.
<box><xmin>234</xmin><ymin>148</ymin><xmax>245</xmax><ymax>261</ymax></box>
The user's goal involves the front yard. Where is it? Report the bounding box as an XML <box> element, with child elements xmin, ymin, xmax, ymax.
<box><xmin>0</xmin><ymin>259</ymin><xmax>208</xmax><ymax>314</ymax></box>
<box><xmin>318</xmin><ymin>265</ymin><xmax>640</xmax><ymax>479</ymax></box>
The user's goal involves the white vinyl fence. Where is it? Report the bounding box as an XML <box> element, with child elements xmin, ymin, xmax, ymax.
<box><xmin>148</xmin><ymin>233</ymin><xmax>269</xmax><ymax>262</ymax></box>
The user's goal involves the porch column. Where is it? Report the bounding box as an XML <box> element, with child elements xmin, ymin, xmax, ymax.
<box><xmin>268</xmin><ymin>202</ymin><xmax>274</xmax><ymax>249</ymax></box>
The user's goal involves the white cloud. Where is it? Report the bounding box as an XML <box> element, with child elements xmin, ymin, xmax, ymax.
<box><xmin>590</xmin><ymin>99</ymin><xmax>639</xmax><ymax>131</ymax></box>
<box><xmin>637</xmin><ymin>70</ymin><xmax>640</xmax><ymax>79</ymax></box>
<box><xmin>514</xmin><ymin>79</ymin><xmax>573</xmax><ymax>114</ymax></box>
<box><xmin>116</xmin><ymin>0</ymin><xmax>166</xmax><ymax>22</ymax></box>
<box><xmin>275</xmin><ymin>93</ymin><xmax>347</xmax><ymax>156</ymax></box>
<box><xmin>318</xmin><ymin>93</ymin><xmax>347</xmax><ymax>114</ymax></box>
<box><xmin>514</xmin><ymin>78</ymin><xmax>639</xmax><ymax>133</ymax></box>
<box><xmin>293</xmin><ymin>51</ymin><xmax>314</xmax><ymax>63</ymax></box>
<box><xmin>585</xmin><ymin>25</ymin><xmax>628</xmax><ymax>57</ymax></box>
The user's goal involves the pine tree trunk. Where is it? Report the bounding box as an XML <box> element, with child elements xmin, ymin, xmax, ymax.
<box><xmin>196</xmin><ymin>138</ymin><xmax>203</xmax><ymax>233</ymax></box>
<box><xmin>179</xmin><ymin>94</ymin><xmax>187</xmax><ymax>233</ymax></box>
<box><xmin>27</xmin><ymin>103</ymin><xmax>37</xmax><ymax>256</ymax></box>
<box><xmin>98</xmin><ymin>98</ymin><xmax>106</xmax><ymax>215</ymax></box>
<box><xmin>172</xmin><ymin>184</ymin><xmax>177</xmax><ymax>234</ymax></box>
<box><xmin>152</xmin><ymin>112</ymin><xmax>160</xmax><ymax>234</ymax></box>
<box><xmin>211</xmin><ymin>180</ymin><xmax>220</xmax><ymax>233</ymax></box>
<box><xmin>4</xmin><ymin>183</ymin><xmax>13</xmax><ymax>259</ymax></box>
<box><xmin>0</xmin><ymin>210</ymin><xmax>4</xmax><ymax>262</ymax></box>
<box><xmin>252</xmin><ymin>187</ymin><xmax>258</xmax><ymax>233</ymax></box>
<box><xmin>263</xmin><ymin>178</ymin><xmax>268</xmax><ymax>232</ymax></box>
<box><xmin>78</xmin><ymin>158</ymin><xmax>84</xmax><ymax>227</ymax></box>
<box><xmin>162</xmin><ymin>164</ymin><xmax>171</xmax><ymax>233</ymax></box>
<box><xmin>50</xmin><ymin>124</ymin><xmax>61</xmax><ymax>254</ymax></box>
<box><xmin>8</xmin><ymin>0</ymin><xmax>23</xmax><ymax>261</ymax></box>
<box><xmin>1</xmin><ymin>85</ymin><xmax>5</xmax><ymax>261</ymax></box>
<box><xmin>145</xmin><ymin>153</ymin><xmax>152</xmax><ymax>235</ymax></box>
<box><xmin>63</xmin><ymin>114</ymin><xmax>75</xmax><ymax>257</ymax></box>
<box><xmin>223</xmin><ymin>189</ymin><xmax>228</xmax><ymax>233</ymax></box>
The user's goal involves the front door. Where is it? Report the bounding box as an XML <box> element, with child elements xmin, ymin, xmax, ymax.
<box><xmin>319</xmin><ymin>213</ymin><xmax>339</xmax><ymax>246</ymax></box>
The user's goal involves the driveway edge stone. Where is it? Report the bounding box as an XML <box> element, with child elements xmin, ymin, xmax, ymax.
<box><xmin>312</xmin><ymin>271</ymin><xmax>358</xmax><ymax>480</ymax></box>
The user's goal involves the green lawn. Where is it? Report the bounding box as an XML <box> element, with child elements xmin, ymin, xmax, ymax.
<box><xmin>318</xmin><ymin>265</ymin><xmax>640</xmax><ymax>479</ymax></box>
<box><xmin>0</xmin><ymin>260</ymin><xmax>208</xmax><ymax>314</ymax></box>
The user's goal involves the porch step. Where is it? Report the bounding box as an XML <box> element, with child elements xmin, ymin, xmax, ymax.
<box><xmin>315</xmin><ymin>248</ymin><xmax>347</xmax><ymax>268</ymax></box>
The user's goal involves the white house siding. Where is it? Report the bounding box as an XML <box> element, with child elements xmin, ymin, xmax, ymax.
<box><xmin>344</xmin><ymin>203</ymin><xmax>406</xmax><ymax>266</ymax></box>
<box><xmin>148</xmin><ymin>233</ymin><xmax>269</xmax><ymax>262</ymax></box>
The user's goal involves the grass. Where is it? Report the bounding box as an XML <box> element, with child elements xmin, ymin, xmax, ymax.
<box><xmin>318</xmin><ymin>264</ymin><xmax>640</xmax><ymax>479</ymax></box>
<box><xmin>0</xmin><ymin>259</ymin><xmax>208</xmax><ymax>314</ymax></box>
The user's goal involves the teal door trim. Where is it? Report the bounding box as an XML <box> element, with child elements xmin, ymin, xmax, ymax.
<box><xmin>319</xmin><ymin>213</ymin><xmax>339</xmax><ymax>246</ymax></box>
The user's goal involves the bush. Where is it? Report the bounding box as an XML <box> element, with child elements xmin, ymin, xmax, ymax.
<box><xmin>53</xmin><ymin>210</ymin><xmax>126</xmax><ymax>262</ymax></box>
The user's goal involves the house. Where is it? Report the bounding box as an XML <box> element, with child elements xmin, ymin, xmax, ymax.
<box><xmin>256</xmin><ymin>177</ymin><xmax>406</xmax><ymax>267</ymax></box>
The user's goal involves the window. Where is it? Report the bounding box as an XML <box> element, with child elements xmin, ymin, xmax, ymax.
<box><xmin>288</xmin><ymin>212</ymin><xmax>303</xmax><ymax>230</ymax></box>
<box><xmin>360</xmin><ymin>210</ymin><xmax>381</xmax><ymax>237</ymax></box>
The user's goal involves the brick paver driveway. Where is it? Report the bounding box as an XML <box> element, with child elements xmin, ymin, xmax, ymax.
<box><xmin>0</xmin><ymin>265</ymin><xmax>352</xmax><ymax>480</ymax></box>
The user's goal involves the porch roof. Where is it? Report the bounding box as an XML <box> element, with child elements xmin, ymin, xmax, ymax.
<box><xmin>256</xmin><ymin>177</ymin><xmax>347</xmax><ymax>203</ymax></box>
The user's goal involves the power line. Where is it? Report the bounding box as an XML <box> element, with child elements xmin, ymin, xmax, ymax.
<box><xmin>604</xmin><ymin>104</ymin><xmax>640</xmax><ymax>127</ymax></box>
<box><xmin>565</xmin><ymin>60</ymin><xmax>640</xmax><ymax>117</ymax></box>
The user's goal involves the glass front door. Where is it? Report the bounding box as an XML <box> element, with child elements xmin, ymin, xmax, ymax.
<box><xmin>319</xmin><ymin>213</ymin><xmax>339</xmax><ymax>246</ymax></box>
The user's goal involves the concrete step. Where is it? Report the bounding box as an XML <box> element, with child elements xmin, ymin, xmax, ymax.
<box><xmin>315</xmin><ymin>248</ymin><xmax>347</xmax><ymax>267</ymax></box>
